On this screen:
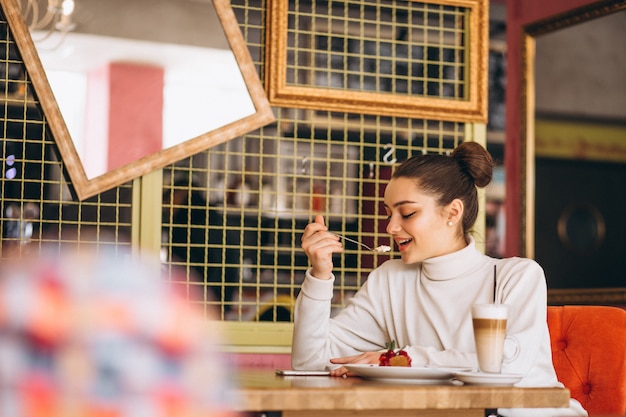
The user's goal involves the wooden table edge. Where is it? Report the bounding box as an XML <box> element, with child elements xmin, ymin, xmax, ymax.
<box><xmin>232</xmin><ymin>384</ymin><xmax>571</xmax><ymax>412</ymax></box>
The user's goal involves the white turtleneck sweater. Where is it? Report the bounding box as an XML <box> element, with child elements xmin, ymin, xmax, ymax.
<box><xmin>291</xmin><ymin>238</ymin><xmax>587</xmax><ymax>417</ymax></box>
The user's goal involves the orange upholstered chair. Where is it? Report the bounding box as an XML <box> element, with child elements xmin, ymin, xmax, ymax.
<box><xmin>547</xmin><ymin>305</ymin><xmax>626</xmax><ymax>415</ymax></box>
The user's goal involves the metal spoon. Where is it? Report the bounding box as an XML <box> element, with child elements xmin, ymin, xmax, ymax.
<box><xmin>335</xmin><ymin>234</ymin><xmax>391</xmax><ymax>253</ymax></box>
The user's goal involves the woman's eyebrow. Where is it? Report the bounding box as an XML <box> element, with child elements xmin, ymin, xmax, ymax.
<box><xmin>383</xmin><ymin>200</ymin><xmax>419</xmax><ymax>209</ymax></box>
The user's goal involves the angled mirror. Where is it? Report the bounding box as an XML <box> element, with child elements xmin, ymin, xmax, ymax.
<box><xmin>3</xmin><ymin>0</ymin><xmax>274</xmax><ymax>200</ymax></box>
<box><xmin>518</xmin><ymin>2</ymin><xmax>625</xmax><ymax>305</ymax></box>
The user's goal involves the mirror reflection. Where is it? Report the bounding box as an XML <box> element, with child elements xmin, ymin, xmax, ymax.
<box><xmin>18</xmin><ymin>0</ymin><xmax>272</xmax><ymax>197</ymax></box>
<box><xmin>38</xmin><ymin>34</ymin><xmax>254</xmax><ymax>179</ymax></box>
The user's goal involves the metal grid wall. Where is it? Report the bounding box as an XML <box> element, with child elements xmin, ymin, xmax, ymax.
<box><xmin>161</xmin><ymin>0</ymin><xmax>467</xmax><ymax>322</ymax></box>
<box><xmin>0</xmin><ymin>1</ymin><xmax>469</xmax><ymax>324</ymax></box>
<box><xmin>0</xmin><ymin>14</ymin><xmax>133</xmax><ymax>260</ymax></box>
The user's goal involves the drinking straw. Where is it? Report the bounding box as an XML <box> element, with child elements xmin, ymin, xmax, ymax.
<box><xmin>493</xmin><ymin>264</ymin><xmax>497</xmax><ymax>303</ymax></box>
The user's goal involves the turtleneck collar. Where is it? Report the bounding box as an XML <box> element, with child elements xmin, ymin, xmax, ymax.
<box><xmin>420</xmin><ymin>236</ymin><xmax>485</xmax><ymax>281</ymax></box>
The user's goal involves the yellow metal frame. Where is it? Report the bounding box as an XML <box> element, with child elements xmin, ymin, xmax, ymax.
<box><xmin>0</xmin><ymin>0</ymin><xmax>490</xmax><ymax>354</ymax></box>
<box><xmin>217</xmin><ymin>322</ymin><xmax>293</xmax><ymax>353</ymax></box>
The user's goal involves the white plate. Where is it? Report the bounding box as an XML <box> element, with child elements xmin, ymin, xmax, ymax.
<box><xmin>344</xmin><ymin>364</ymin><xmax>471</xmax><ymax>384</ymax></box>
<box><xmin>453</xmin><ymin>371</ymin><xmax>524</xmax><ymax>386</ymax></box>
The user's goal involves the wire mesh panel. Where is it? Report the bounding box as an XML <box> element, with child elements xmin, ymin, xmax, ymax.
<box><xmin>161</xmin><ymin>114</ymin><xmax>464</xmax><ymax>322</ymax></box>
<box><xmin>0</xmin><ymin>9</ymin><xmax>133</xmax><ymax>260</ymax></box>
<box><xmin>161</xmin><ymin>0</ymin><xmax>467</xmax><ymax>323</ymax></box>
<box><xmin>287</xmin><ymin>1</ymin><xmax>466</xmax><ymax>98</ymax></box>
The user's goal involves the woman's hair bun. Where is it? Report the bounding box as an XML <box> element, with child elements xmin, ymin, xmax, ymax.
<box><xmin>451</xmin><ymin>141</ymin><xmax>494</xmax><ymax>188</ymax></box>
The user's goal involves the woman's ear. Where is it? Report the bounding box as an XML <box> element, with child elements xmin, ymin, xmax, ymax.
<box><xmin>446</xmin><ymin>198</ymin><xmax>464</xmax><ymax>224</ymax></box>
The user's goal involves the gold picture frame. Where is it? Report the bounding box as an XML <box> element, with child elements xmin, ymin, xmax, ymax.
<box><xmin>265</xmin><ymin>0</ymin><xmax>489</xmax><ymax>123</ymax></box>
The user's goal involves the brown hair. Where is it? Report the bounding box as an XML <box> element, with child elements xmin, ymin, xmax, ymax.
<box><xmin>391</xmin><ymin>142</ymin><xmax>494</xmax><ymax>233</ymax></box>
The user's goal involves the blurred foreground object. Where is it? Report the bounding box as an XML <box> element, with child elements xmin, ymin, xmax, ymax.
<box><xmin>0</xmin><ymin>248</ymin><xmax>238</xmax><ymax>417</ymax></box>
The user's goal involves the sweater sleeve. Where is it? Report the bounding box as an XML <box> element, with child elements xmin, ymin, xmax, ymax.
<box><xmin>291</xmin><ymin>268</ymin><xmax>389</xmax><ymax>370</ymax></box>
<box><xmin>401</xmin><ymin>345</ymin><xmax>478</xmax><ymax>368</ymax></box>
<box><xmin>291</xmin><ymin>269</ymin><xmax>335</xmax><ymax>370</ymax></box>
<box><xmin>497</xmin><ymin>258</ymin><xmax>556</xmax><ymax>384</ymax></box>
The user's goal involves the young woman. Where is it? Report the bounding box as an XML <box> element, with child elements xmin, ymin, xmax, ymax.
<box><xmin>293</xmin><ymin>142</ymin><xmax>586</xmax><ymax>417</ymax></box>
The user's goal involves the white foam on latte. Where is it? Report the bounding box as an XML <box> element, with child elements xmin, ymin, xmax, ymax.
<box><xmin>472</xmin><ymin>304</ymin><xmax>508</xmax><ymax>319</ymax></box>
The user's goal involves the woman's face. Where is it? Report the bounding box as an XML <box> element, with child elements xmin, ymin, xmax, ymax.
<box><xmin>383</xmin><ymin>177</ymin><xmax>462</xmax><ymax>264</ymax></box>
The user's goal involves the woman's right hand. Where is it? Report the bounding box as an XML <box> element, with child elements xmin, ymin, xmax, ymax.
<box><xmin>301</xmin><ymin>215</ymin><xmax>343</xmax><ymax>280</ymax></box>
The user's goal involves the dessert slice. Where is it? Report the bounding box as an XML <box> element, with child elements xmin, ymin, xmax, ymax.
<box><xmin>378</xmin><ymin>340</ymin><xmax>412</xmax><ymax>367</ymax></box>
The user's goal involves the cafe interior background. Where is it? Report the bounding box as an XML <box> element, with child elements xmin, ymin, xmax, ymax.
<box><xmin>0</xmin><ymin>0</ymin><xmax>624</xmax><ymax>362</ymax></box>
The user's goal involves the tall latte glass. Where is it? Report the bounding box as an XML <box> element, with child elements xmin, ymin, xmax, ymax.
<box><xmin>471</xmin><ymin>304</ymin><xmax>508</xmax><ymax>373</ymax></box>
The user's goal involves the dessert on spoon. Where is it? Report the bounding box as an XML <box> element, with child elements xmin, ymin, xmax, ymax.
<box><xmin>335</xmin><ymin>234</ymin><xmax>391</xmax><ymax>253</ymax></box>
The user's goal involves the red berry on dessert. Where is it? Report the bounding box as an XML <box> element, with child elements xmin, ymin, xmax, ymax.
<box><xmin>378</xmin><ymin>341</ymin><xmax>412</xmax><ymax>367</ymax></box>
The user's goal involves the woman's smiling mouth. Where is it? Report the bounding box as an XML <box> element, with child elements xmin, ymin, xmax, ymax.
<box><xmin>395</xmin><ymin>238</ymin><xmax>413</xmax><ymax>250</ymax></box>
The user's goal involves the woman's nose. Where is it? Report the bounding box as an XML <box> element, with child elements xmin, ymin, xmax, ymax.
<box><xmin>386</xmin><ymin>217</ymin><xmax>400</xmax><ymax>235</ymax></box>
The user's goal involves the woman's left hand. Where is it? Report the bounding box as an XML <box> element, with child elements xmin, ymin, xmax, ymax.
<box><xmin>328</xmin><ymin>351</ymin><xmax>381</xmax><ymax>377</ymax></box>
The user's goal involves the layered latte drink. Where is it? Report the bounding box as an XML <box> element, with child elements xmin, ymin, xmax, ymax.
<box><xmin>471</xmin><ymin>304</ymin><xmax>508</xmax><ymax>373</ymax></box>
